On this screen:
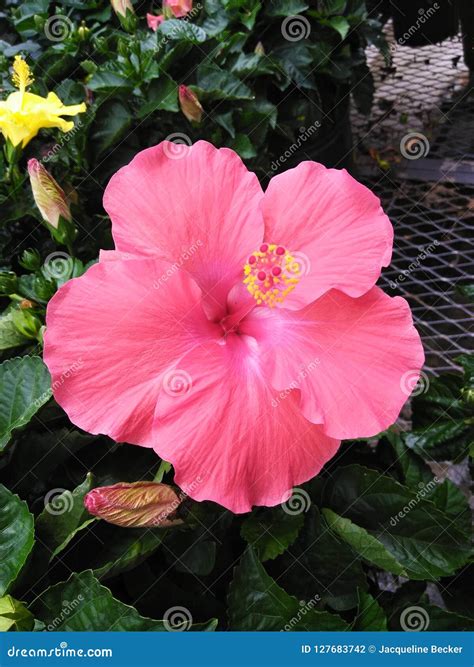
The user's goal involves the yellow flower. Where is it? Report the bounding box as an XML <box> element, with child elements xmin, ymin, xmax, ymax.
<box><xmin>0</xmin><ymin>56</ymin><xmax>86</xmax><ymax>148</ymax></box>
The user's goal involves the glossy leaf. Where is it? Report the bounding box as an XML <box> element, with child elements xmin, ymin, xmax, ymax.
<box><xmin>0</xmin><ymin>356</ymin><xmax>51</xmax><ymax>451</ymax></box>
<box><xmin>228</xmin><ymin>548</ymin><xmax>349</xmax><ymax>631</ymax></box>
<box><xmin>0</xmin><ymin>485</ymin><xmax>34</xmax><ymax>596</ymax></box>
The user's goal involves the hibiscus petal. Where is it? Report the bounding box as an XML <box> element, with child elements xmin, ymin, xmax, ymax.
<box><xmin>103</xmin><ymin>140</ymin><xmax>264</xmax><ymax>316</ymax></box>
<box><xmin>43</xmin><ymin>258</ymin><xmax>219</xmax><ymax>446</ymax></box>
<box><xmin>240</xmin><ymin>287</ymin><xmax>424</xmax><ymax>439</ymax></box>
<box><xmin>153</xmin><ymin>336</ymin><xmax>340</xmax><ymax>513</ymax></box>
<box><xmin>261</xmin><ymin>162</ymin><xmax>393</xmax><ymax>307</ymax></box>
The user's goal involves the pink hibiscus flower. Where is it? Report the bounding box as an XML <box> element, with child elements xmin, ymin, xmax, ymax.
<box><xmin>147</xmin><ymin>0</ymin><xmax>192</xmax><ymax>30</ymax></box>
<box><xmin>146</xmin><ymin>12</ymin><xmax>164</xmax><ymax>30</ymax></box>
<box><xmin>43</xmin><ymin>141</ymin><xmax>424</xmax><ymax>513</ymax></box>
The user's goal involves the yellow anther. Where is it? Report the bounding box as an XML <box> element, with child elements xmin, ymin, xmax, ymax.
<box><xmin>243</xmin><ymin>243</ymin><xmax>302</xmax><ymax>308</ymax></box>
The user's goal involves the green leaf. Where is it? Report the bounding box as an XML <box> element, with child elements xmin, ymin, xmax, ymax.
<box><xmin>0</xmin><ymin>595</ymin><xmax>34</xmax><ymax>631</ymax></box>
<box><xmin>241</xmin><ymin>506</ymin><xmax>304</xmax><ymax>561</ymax></box>
<box><xmin>278</xmin><ymin>507</ymin><xmax>367</xmax><ymax>611</ymax></box>
<box><xmin>35</xmin><ymin>473</ymin><xmax>97</xmax><ymax>560</ymax></box>
<box><xmin>430</xmin><ymin>479</ymin><xmax>471</xmax><ymax>536</ymax></box>
<box><xmin>196</xmin><ymin>63</ymin><xmax>254</xmax><ymax>100</ymax></box>
<box><xmin>408</xmin><ymin>366</ymin><xmax>472</xmax><ymax>462</ymax></box>
<box><xmin>91</xmin><ymin>101</ymin><xmax>132</xmax><ymax>158</ymax></box>
<box><xmin>228</xmin><ymin>134</ymin><xmax>256</xmax><ymax>158</ymax></box>
<box><xmin>158</xmin><ymin>19</ymin><xmax>207</xmax><ymax>43</ymax></box>
<box><xmin>87</xmin><ymin>71</ymin><xmax>133</xmax><ymax>93</ymax></box>
<box><xmin>228</xmin><ymin>548</ymin><xmax>349</xmax><ymax>630</ymax></box>
<box><xmin>0</xmin><ymin>356</ymin><xmax>51</xmax><ymax>451</ymax></box>
<box><xmin>322</xmin><ymin>508</ymin><xmax>407</xmax><ymax>576</ymax></box>
<box><xmin>89</xmin><ymin>526</ymin><xmax>165</xmax><ymax>580</ymax></box>
<box><xmin>32</xmin><ymin>571</ymin><xmax>217</xmax><ymax>631</ymax></box>
<box><xmin>354</xmin><ymin>590</ymin><xmax>387</xmax><ymax>630</ymax></box>
<box><xmin>0</xmin><ymin>485</ymin><xmax>34</xmax><ymax>596</ymax></box>
<box><xmin>324</xmin><ymin>465</ymin><xmax>471</xmax><ymax>580</ymax></box>
<box><xmin>138</xmin><ymin>78</ymin><xmax>178</xmax><ymax>117</ymax></box>
<box><xmin>404</xmin><ymin>422</ymin><xmax>471</xmax><ymax>462</ymax></box>
<box><xmin>384</xmin><ymin>431</ymin><xmax>433</xmax><ymax>490</ymax></box>
<box><xmin>171</xmin><ymin>540</ymin><xmax>216</xmax><ymax>576</ymax></box>
<box><xmin>266</xmin><ymin>0</ymin><xmax>309</xmax><ymax>16</ymax></box>
<box><xmin>325</xmin><ymin>15</ymin><xmax>350</xmax><ymax>39</ymax></box>
<box><xmin>0</xmin><ymin>311</ymin><xmax>29</xmax><ymax>351</ymax></box>
<box><xmin>421</xmin><ymin>605</ymin><xmax>474</xmax><ymax>631</ymax></box>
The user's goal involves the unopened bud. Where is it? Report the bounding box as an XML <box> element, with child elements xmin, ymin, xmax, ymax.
<box><xmin>110</xmin><ymin>0</ymin><xmax>134</xmax><ymax>18</ymax></box>
<box><xmin>164</xmin><ymin>0</ymin><xmax>193</xmax><ymax>18</ymax></box>
<box><xmin>84</xmin><ymin>481</ymin><xmax>185</xmax><ymax>528</ymax></box>
<box><xmin>178</xmin><ymin>85</ymin><xmax>203</xmax><ymax>123</ymax></box>
<box><xmin>28</xmin><ymin>159</ymin><xmax>71</xmax><ymax>229</ymax></box>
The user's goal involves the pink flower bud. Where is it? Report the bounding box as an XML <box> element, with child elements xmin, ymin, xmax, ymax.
<box><xmin>164</xmin><ymin>0</ymin><xmax>192</xmax><ymax>19</ymax></box>
<box><xmin>146</xmin><ymin>13</ymin><xmax>164</xmax><ymax>31</ymax></box>
<box><xmin>110</xmin><ymin>0</ymin><xmax>134</xmax><ymax>17</ymax></box>
<box><xmin>178</xmin><ymin>85</ymin><xmax>203</xmax><ymax>123</ymax></box>
<box><xmin>27</xmin><ymin>159</ymin><xmax>71</xmax><ymax>229</ymax></box>
<box><xmin>84</xmin><ymin>481</ymin><xmax>185</xmax><ymax>528</ymax></box>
